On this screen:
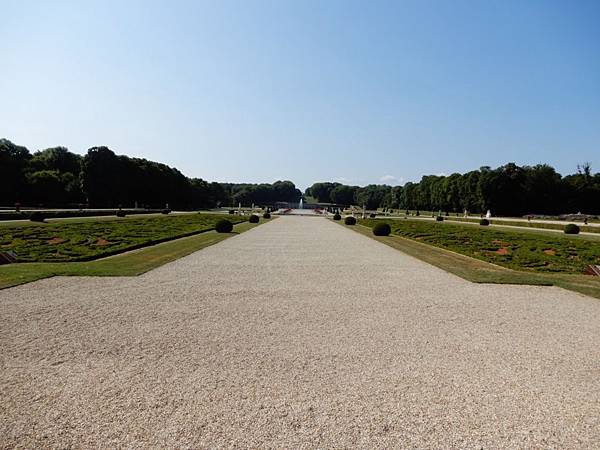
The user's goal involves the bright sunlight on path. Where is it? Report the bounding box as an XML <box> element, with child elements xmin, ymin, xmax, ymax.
<box><xmin>1</xmin><ymin>216</ymin><xmax>600</xmax><ymax>447</ymax></box>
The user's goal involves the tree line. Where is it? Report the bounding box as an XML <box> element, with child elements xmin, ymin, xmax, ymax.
<box><xmin>1</xmin><ymin>139</ymin><xmax>301</xmax><ymax>209</ymax></box>
<box><xmin>3</xmin><ymin>138</ymin><xmax>598</xmax><ymax>215</ymax></box>
<box><xmin>306</xmin><ymin>162</ymin><xmax>600</xmax><ymax>215</ymax></box>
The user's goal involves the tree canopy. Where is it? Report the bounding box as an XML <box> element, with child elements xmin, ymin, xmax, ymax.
<box><xmin>2</xmin><ymin>138</ymin><xmax>598</xmax><ymax>215</ymax></box>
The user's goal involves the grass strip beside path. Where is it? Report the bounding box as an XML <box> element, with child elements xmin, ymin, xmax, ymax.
<box><xmin>0</xmin><ymin>221</ymin><xmax>258</xmax><ymax>290</ymax></box>
<box><xmin>346</xmin><ymin>223</ymin><xmax>600</xmax><ymax>300</ymax></box>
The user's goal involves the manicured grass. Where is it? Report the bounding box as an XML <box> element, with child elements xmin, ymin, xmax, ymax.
<box><xmin>347</xmin><ymin>223</ymin><xmax>600</xmax><ymax>299</ymax></box>
<box><xmin>446</xmin><ymin>216</ymin><xmax>600</xmax><ymax>234</ymax></box>
<box><xmin>0</xmin><ymin>221</ymin><xmax>259</xmax><ymax>290</ymax></box>
<box><xmin>359</xmin><ymin>218</ymin><xmax>600</xmax><ymax>274</ymax></box>
<box><xmin>0</xmin><ymin>214</ymin><xmax>246</xmax><ymax>262</ymax></box>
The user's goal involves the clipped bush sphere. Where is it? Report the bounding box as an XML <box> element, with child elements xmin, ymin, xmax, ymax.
<box><xmin>333</xmin><ymin>213</ymin><xmax>341</xmax><ymax>221</ymax></box>
<box><xmin>436</xmin><ymin>216</ymin><xmax>444</xmax><ymax>222</ymax></box>
<box><xmin>372</xmin><ymin>222</ymin><xmax>391</xmax><ymax>236</ymax></box>
<box><xmin>161</xmin><ymin>209</ymin><xmax>171</xmax><ymax>215</ymax></box>
<box><xmin>228</xmin><ymin>209</ymin><xmax>235</xmax><ymax>214</ymax></box>
<box><xmin>564</xmin><ymin>223</ymin><xmax>580</xmax><ymax>234</ymax></box>
<box><xmin>369</xmin><ymin>213</ymin><xmax>377</xmax><ymax>218</ymax></box>
<box><xmin>479</xmin><ymin>218</ymin><xmax>489</xmax><ymax>226</ymax></box>
<box><xmin>263</xmin><ymin>212</ymin><xmax>271</xmax><ymax>219</ymax></box>
<box><xmin>116</xmin><ymin>210</ymin><xmax>126</xmax><ymax>218</ymax></box>
<box><xmin>344</xmin><ymin>216</ymin><xmax>357</xmax><ymax>225</ymax></box>
<box><xmin>215</xmin><ymin>219</ymin><xmax>233</xmax><ymax>233</ymax></box>
<box><xmin>29</xmin><ymin>211</ymin><xmax>45</xmax><ymax>222</ymax></box>
<box><xmin>249</xmin><ymin>214</ymin><xmax>260</xmax><ymax>223</ymax></box>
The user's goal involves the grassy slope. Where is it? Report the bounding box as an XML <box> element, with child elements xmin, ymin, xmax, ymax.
<box><xmin>346</xmin><ymin>223</ymin><xmax>600</xmax><ymax>299</ymax></box>
<box><xmin>0</xmin><ymin>221</ymin><xmax>259</xmax><ymax>290</ymax></box>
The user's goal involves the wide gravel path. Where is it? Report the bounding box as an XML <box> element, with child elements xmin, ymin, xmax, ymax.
<box><xmin>2</xmin><ymin>216</ymin><xmax>600</xmax><ymax>448</ymax></box>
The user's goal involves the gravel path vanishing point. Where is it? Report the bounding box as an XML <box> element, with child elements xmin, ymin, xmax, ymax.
<box><xmin>2</xmin><ymin>216</ymin><xmax>600</xmax><ymax>448</ymax></box>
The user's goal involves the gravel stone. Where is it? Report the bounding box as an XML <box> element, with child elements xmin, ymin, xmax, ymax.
<box><xmin>1</xmin><ymin>216</ymin><xmax>600</xmax><ymax>448</ymax></box>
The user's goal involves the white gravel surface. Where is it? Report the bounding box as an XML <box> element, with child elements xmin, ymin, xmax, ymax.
<box><xmin>2</xmin><ymin>216</ymin><xmax>600</xmax><ymax>448</ymax></box>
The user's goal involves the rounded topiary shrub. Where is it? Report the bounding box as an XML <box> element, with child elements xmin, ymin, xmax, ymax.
<box><xmin>263</xmin><ymin>212</ymin><xmax>271</xmax><ymax>219</ymax></box>
<box><xmin>29</xmin><ymin>211</ymin><xmax>45</xmax><ymax>222</ymax></box>
<box><xmin>372</xmin><ymin>222</ymin><xmax>391</xmax><ymax>236</ymax></box>
<box><xmin>369</xmin><ymin>213</ymin><xmax>377</xmax><ymax>218</ymax></box>
<box><xmin>116</xmin><ymin>210</ymin><xmax>126</xmax><ymax>218</ymax></box>
<box><xmin>228</xmin><ymin>209</ymin><xmax>235</xmax><ymax>214</ymax></box>
<box><xmin>161</xmin><ymin>209</ymin><xmax>171</xmax><ymax>215</ymax></box>
<box><xmin>344</xmin><ymin>216</ymin><xmax>357</xmax><ymax>225</ymax></box>
<box><xmin>436</xmin><ymin>216</ymin><xmax>444</xmax><ymax>222</ymax></box>
<box><xmin>333</xmin><ymin>213</ymin><xmax>341</xmax><ymax>221</ymax></box>
<box><xmin>249</xmin><ymin>214</ymin><xmax>260</xmax><ymax>223</ymax></box>
<box><xmin>564</xmin><ymin>223</ymin><xmax>580</xmax><ymax>234</ymax></box>
<box><xmin>479</xmin><ymin>218</ymin><xmax>489</xmax><ymax>226</ymax></box>
<box><xmin>215</xmin><ymin>219</ymin><xmax>233</xmax><ymax>233</ymax></box>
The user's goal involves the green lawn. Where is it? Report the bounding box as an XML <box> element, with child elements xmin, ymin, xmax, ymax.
<box><xmin>0</xmin><ymin>213</ymin><xmax>246</xmax><ymax>262</ymax></box>
<box><xmin>347</xmin><ymin>222</ymin><xmax>600</xmax><ymax>299</ymax></box>
<box><xmin>445</xmin><ymin>216</ymin><xmax>600</xmax><ymax>234</ymax></box>
<box><xmin>0</xmin><ymin>221</ymin><xmax>260</xmax><ymax>290</ymax></box>
<box><xmin>359</xmin><ymin>218</ymin><xmax>600</xmax><ymax>274</ymax></box>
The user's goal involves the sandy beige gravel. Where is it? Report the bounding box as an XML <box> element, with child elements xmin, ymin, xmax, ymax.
<box><xmin>1</xmin><ymin>216</ymin><xmax>600</xmax><ymax>448</ymax></box>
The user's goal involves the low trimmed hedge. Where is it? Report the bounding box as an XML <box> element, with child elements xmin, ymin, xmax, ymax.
<box><xmin>215</xmin><ymin>219</ymin><xmax>233</xmax><ymax>233</ymax></box>
<box><xmin>436</xmin><ymin>216</ymin><xmax>444</xmax><ymax>222</ymax></box>
<box><xmin>564</xmin><ymin>223</ymin><xmax>580</xmax><ymax>234</ymax></box>
<box><xmin>372</xmin><ymin>222</ymin><xmax>391</xmax><ymax>236</ymax></box>
<box><xmin>29</xmin><ymin>212</ymin><xmax>45</xmax><ymax>222</ymax></box>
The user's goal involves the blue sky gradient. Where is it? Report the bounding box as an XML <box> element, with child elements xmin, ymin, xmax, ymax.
<box><xmin>2</xmin><ymin>0</ymin><xmax>599</xmax><ymax>188</ymax></box>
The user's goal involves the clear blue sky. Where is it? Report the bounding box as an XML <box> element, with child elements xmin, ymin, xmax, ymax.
<box><xmin>2</xmin><ymin>0</ymin><xmax>599</xmax><ymax>189</ymax></box>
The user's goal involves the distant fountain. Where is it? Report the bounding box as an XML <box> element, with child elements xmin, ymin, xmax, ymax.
<box><xmin>299</xmin><ymin>198</ymin><xmax>303</xmax><ymax>209</ymax></box>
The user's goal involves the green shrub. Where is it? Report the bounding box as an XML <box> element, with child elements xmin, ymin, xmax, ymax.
<box><xmin>480</xmin><ymin>218</ymin><xmax>489</xmax><ymax>226</ymax></box>
<box><xmin>415</xmin><ymin>210</ymin><xmax>420</xmax><ymax>216</ymax></box>
<box><xmin>564</xmin><ymin>223</ymin><xmax>580</xmax><ymax>234</ymax></box>
<box><xmin>29</xmin><ymin>212</ymin><xmax>45</xmax><ymax>222</ymax></box>
<box><xmin>116</xmin><ymin>210</ymin><xmax>126</xmax><ymax>218</ymax></box>
<box><xmin>369</xmin><ymin>213</ymin><xmax>377</xmax><ymax>218</ymax></box>
<box><xmin>249</xmin><ymin>214</ymin><xmax>259</xmax><ymax>223</ymax></box>
<box><xmin>344</xmin><ymin>216</ymin><xmax>357</xmax><ymax>225</ymax></box>
<box><xmin>263</xmin><ymin>212</ymin><xmax>271</xmax><ymax>219</ymax></box>
<box><xmin>215</xmin><ymin>219</ymin><xmax>233</xmax><ymax>233</ymax></box>
<box><xmin>228</xmin><ymin>209</ymin><xmax>235</xmax><ymax>214</ymax></box>
<box><xmin>436</xmin><ymin>216</ymin><xmax>444</xmax><ymax>222</ymax></box>
<box><xmin>333</xmin><ymin>213</ymin><xmax>341</xmax><ymax>221</ymax></box>
<box><xmin>161</xmin><ymin>209</ymin><xmax>171</xmax><ymax>215</ymax></box>
<box><xmin>372</xmin><ymin>222</ymin><xmax>391</xmax><ymax>236</ymax></box>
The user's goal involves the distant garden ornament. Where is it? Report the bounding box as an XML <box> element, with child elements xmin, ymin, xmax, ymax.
<box><xmin>486</xmin><ymin>210</ymin><xmax>491</xmax><ymax>219</ymax></box>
